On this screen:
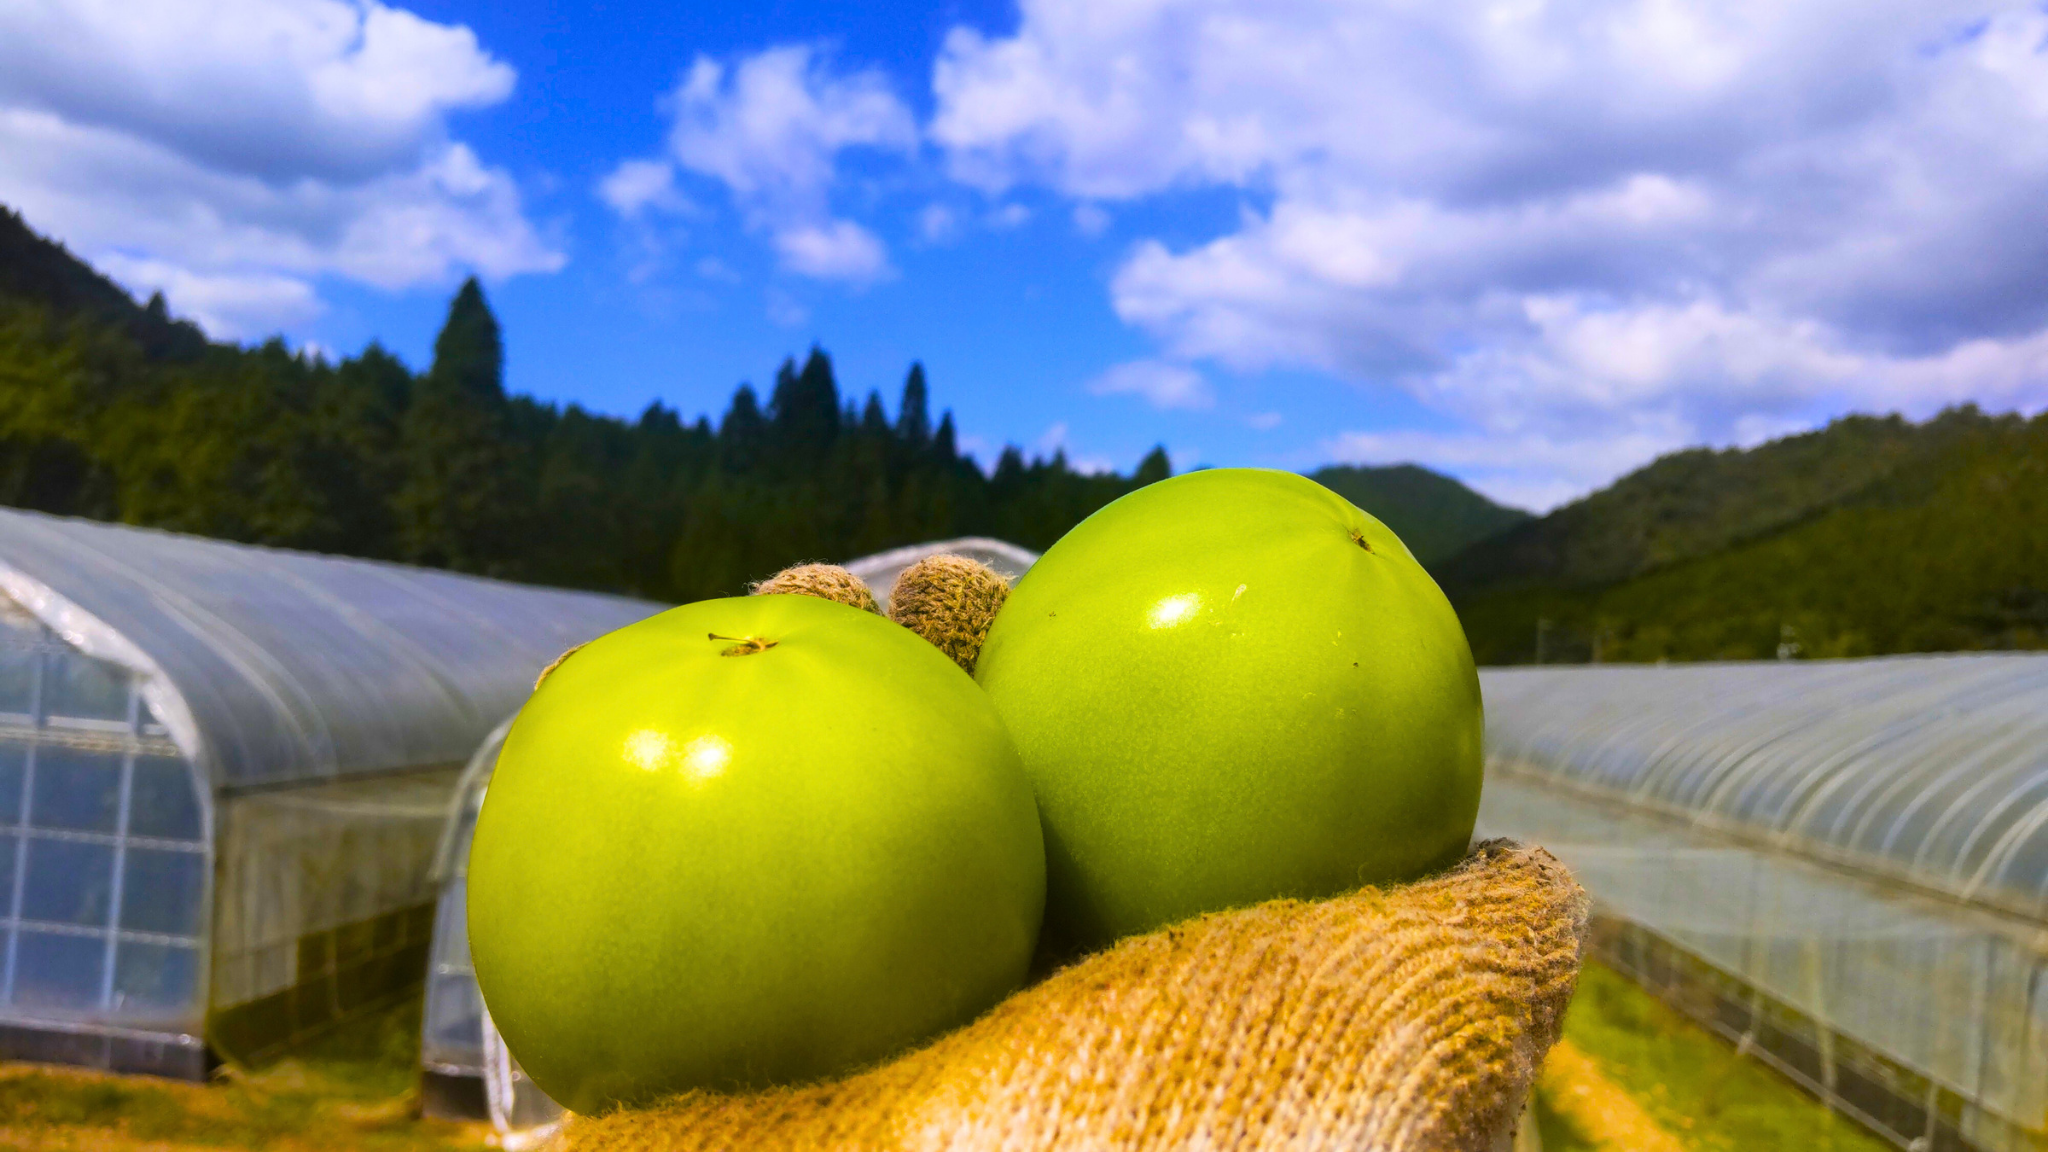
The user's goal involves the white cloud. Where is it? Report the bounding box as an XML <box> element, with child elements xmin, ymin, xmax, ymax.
<box><xmin>600</xmin><ymin>159</ymin><xmax>689</xmax><ymax>218</ymax></box>
<box><xmin>1327</xmin><ymin>295</ymin><xmax>2048</xmax><ymax>509</ymax></box>
<box><xmin>1322</xmin><ymin>425</ymin><xmax>1682</xmax><ymax>514</ymax></box>
<box><xmin>607</xmin><ymin>44</ymin><xmax>915</xmax><ymax>283</ymax></box>
<box><xmin>1034</xmin><ymin>423</ymin><xmax>1116</xmax><ymax>473</ymax></box>
<box><xmin>0</xmin><ymin>0</ymin><xmax>555</xmax><ymax>340</ymax></box>
<box><xmin>956</xmin><ymin>432</ymin><xmax>997</xmax><ymax>470</ymax></box>
<box><xmin>666</xmin><ymin>47</ymin><xmax>915</xmax><ymax>207</ymax></box>
<box><xmin>1246</xmin><ymin>411</ymin><xmax>1282</xmax><ymax>430</ymax></box>
<box><xmin>0</xmin><ymin>0</ymin><xmax>512</xmax><ymax>182</ymax></box>
<box><xmin>918</xmin><ymin>203</ymin><xmax>961</xmax><ymax>243</ymax></box>
<box><xmin>765</xmin><ymin>288</ymin><xmax>810</xmax><ymax>327</ymax></box>
<box><xmin>95</xmin><ymin>254</ymin><xmax>322</xmax><ymax>340</ymax></box>
<box><xmin>1088</xmin><ymin>358</ymin><xmax>1214</xmax><ymax>409</ymax></box>
<box><xmin>933</xmin><ymin>0</ymin><xmax>2048</xmax><ymax>500</ymax></box>
<box><xmin>988</xmin><ymin>202</ymin><xmax>1031</xmax><ymax>229</ymax></box>
<box><xmin>933</xmin><ymin>0</ymin><xmax>1985</xmax><ymax>201</ymax></box>
<box><xmin>773</xmin><ymin>220</ymin><xmax>891</xmax><ymax>281</ymax></box>
<box><xmin>1072</xmin><ymin>202</ymin><xmax>1110</xmax><ymax>236</ymax></box>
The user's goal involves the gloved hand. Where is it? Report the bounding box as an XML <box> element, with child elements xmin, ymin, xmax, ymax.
<box><xmin>557</xmin><ymin>840</ymin><xmax>1586</xmax><ymax>1152</ymax></box>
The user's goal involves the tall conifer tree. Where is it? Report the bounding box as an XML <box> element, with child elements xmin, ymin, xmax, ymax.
<box><xmin>1134</xmin><ymin>445</ymin><xmax>1173</xmax><ymax>486</ymax></box>
<box><xmin>897</xmin><ymin>363</ymin><xmax>931</xmax><ymax>446</ymax></box>
<box><xmin>719</xmin><ymin>385</ymin><xmax>767</xmax><ymax>473</ymax></box>
<box><xmin>859</xmin><ymin>392</ymin><xmax>890</xmax><ymax>436</ymax></box>
<box><xmin>767</xmin><ymin>348</ymin><xmax>841</xmax><ymax>473</ymax></box>
<box><xmin>394</xmin><ymin>277</ymin><xmax>527</xmax><ymax>573</ymax></box>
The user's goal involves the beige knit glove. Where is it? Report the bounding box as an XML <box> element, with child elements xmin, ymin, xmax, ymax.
<box><xmin>555</xmin><ymin>840</ymin><xmax>1586</xmax><ymax>1152</ymax></box>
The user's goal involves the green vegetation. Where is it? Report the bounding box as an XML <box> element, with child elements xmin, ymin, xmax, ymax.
<box><xmin>0</xmin><ymin>997</ymin><xmax>483</xmax><ymax>1151</ymax></box>
<box><xmin>11</xmin><ymin>202</ymin><xmax>2041</xmax><ymax>661</ymax></box>
<box><xmin>1307</xmin><ymin>463</ymin><xmax>1529</xmax><ymax>564</ymax></box>
<box><xmin>1443</xmin><ymin>408</ymin><xmax>2048</xmax><ymax>663</ymax></box>
<box><xmin>1548</xmin><ymin>962</ymin><xmax>1891</xmax><ymax>1152</ymax></box>
<box><xmin>1437</xmin><ymin>412</ymin><xmax>1977</xmax><ymax>594</ymax></box>
<box><xmin>0</xmin><ymin>207</ymin><xmax>1176</xmax><ymax>602</ymax></box>
<box><xmin>1529</xmin><ymin>1090</ymin><xmax>1597</xmax><ymax>1151</ymax></box>
<box><xmin>0</xmin><ymin>964</ymin><xmax>1878</xmax><ymax>1152</ymax></box>
<box><xmin>0</xmin><ymin>204</ymin><xmax>1538</xmax><ymax>601</ymax></box>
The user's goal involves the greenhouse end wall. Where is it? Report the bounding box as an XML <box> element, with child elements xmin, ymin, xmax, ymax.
<box><xmin>0</xmin><ymin>506</ymin><xmax>665</xmax><ymax>1076</ymax></box>
<box><xmin>0</xmin><ymin>596</ymin><xmax>212</xmax><ymax>1077</ymax></box>
<box><xmin>208</xmin><ymin>769</ymin><xmax>459</xmax><ymax>1064</ymax></box>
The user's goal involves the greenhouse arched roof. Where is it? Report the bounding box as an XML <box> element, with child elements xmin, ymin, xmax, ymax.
<box><xmin>0</xmin><ymin>508</ymin><xmax>664</xmax><ymax>788</ymax></box>
<box><xmin>1482</xmin><ymin>654</ymin><xmax>2048</xmax><ymax>921</ymax></box>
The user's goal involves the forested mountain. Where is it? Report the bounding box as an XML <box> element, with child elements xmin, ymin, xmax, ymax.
<box><xmin>27</xmin><ymin>202</ymin><xmax>2028</xmax><ymax>665</ymax></box>
<box><xmin>1308</xmin><ymin>463</ymin><xmax>1529</xmax><ymax>565</ymax></box>
<box><xmin>0</xmin><ymin>207</ymin><xmax>1170</xmax><ymax>601</ymax></box>
<box><xmin>0</xmin><ymin>207</ymin><xmax>207</xmax><ymax>361</ymax></box>
<box><xmin>1444</xmin><ymin>407</ymin><xmax>2048</xmax><ymax>662</ymax></box>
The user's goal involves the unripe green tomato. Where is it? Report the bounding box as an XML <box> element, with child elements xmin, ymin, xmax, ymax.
<box><xmin>975</xmin><ymin>468</ymin><xmax>1481</xmax><ymax>953</ymax></box>
<box><xmin>468</xmin><ymin>595</ymin><xmax>1045</xmax><ymax>1114</ymax></box>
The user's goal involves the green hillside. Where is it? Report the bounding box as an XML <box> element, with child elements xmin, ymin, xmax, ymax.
<box><xmin>0</xmin><ymin>205</ymin><xmax>1167</xmax><ymax>600</ymax></box>
<box><xmin>0</xmin><ymin>205</ymin><xmax>1539</xmax><ymax>600</ymax></box>
<box><xmin>1434</xmin><ymin>411</ymin><xmax>1991</xmax><ymax>596</ymax></box>
<box><xmin>12</xmin><ymin>200</ymin><xmax>2038</xmax><ymax>654</ymax></box>
<box><xmin>0</xmin><ymin>207</ymin><xmax>207</xmax><ymax>361</ymax></box>
<box><xmin>1307</xmin><ymin>463</ymin><xmax>1529</xmax><ymax>565</ymax></box>
<box><xmin>1449</xmin><ymin>408</ymin><xmax>2048</xmax><ymax>663</ymax></box>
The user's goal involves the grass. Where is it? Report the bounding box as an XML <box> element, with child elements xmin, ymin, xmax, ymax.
<box><xmin>1541</xmin><ymin>960</ymin><xmax>1894</xmax><ymax>1152</ymax></box>
<box><xmin>0</xmin><ymin>959</ymin><xmax>1898</xmax><ymax>1151</ymax></box>
<box><xmin>0</xmin><ymin>997</ymin><xmax>490</xmax><ymax>1152</ymax></box>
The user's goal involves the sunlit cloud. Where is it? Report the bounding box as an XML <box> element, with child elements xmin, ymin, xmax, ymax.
<box><xmin>0</xmin><ymin>0</ymin><xmax>558</xmax><ymax>340</ymax></box>
<box><xmin>1088</xmin><ymin>358</ymin><xmax>1214</xmax><ymax>410</ymax></box>
<box><xmin>932</xmin><ymin>0</ymin><xmax>2048</xmax><ymax>501</ymax></box>
<box><xmin>603</xmin><ymin>43</ymin><xmax>916</xmax><ymax>285</ymax></box>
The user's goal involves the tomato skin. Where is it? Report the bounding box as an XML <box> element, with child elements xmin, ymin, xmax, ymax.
<box><xmin>976</xmin><ymin>468</ymin><xmax>1482</xmax><ymax>954</ymax></box>
<box><xmin>469</xmin><ymin>595</ymin><xmax>1044</xmax><ymax>1114</ymax></box>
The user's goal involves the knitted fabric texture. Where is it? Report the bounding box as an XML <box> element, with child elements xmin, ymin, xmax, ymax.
<box><xmin>556</xmin><ymin>840</ymin><xmax>1586</xmax><ymax>1152</ymax></box>
<box><xmin>753</xmin><ymin>563</ymin><xmax>882</xmax><ymax>614</ymax></box>
<box><xmin>886</xmin><ymin>555</ymin><xmax>1010</xmax><ymax>673</ymax></box>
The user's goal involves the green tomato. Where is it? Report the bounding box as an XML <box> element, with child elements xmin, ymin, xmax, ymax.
<box><xmin>975</xmin><ymin>468</ymin><xmax>1481</xmax><ymax>953</ymax></box>
<box><xmin>468</xmin><ymin>595</ymin><xmax>1044</xmax><ymax>1114</ymax></box>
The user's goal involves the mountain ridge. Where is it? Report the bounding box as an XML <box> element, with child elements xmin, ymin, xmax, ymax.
<box><xmin>0</xmin><ymin>203</ymin><xmax>1526</xmax><ymax>587</ymax></box>
<box><xmin>1308</xmin><ymin>463</ymin><xmax>1530</xmax><ymax>566</ymax></box>
<box><xmin>15</xmin><ymin>199</ymin><xmax>2034</xmax><ymax>661</ymax></box>
<box><xmin>0</xmin><ymin>207</ymin><xmax>207</xmax><ymax>361</ymax></box>
<box><xmin>1443</xmin><ymin>406</ymin><xmax>2048</xmax><ymax>662</ymax></box>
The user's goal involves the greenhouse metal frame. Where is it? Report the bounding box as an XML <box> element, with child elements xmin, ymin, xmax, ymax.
<box><xmin>0</xmin><ymin>507</ymin><xmax>661</xmax><ymax>1077</ymax></box>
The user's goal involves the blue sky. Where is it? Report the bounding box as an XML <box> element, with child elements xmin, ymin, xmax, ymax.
<box><xmin>5</xmin><ymin>0</ymin><xmax>2048</xmax><ymax>508</ymax></box>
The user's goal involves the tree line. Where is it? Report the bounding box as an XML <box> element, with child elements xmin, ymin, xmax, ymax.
<box><xmin>21</xmin><ymin>207</ymin><xmax>2036</xmax><ymax>664</ymax></box>
<box><xmin>0</xmin><ymin>244</ymin><xmax>1168</xmax><ymax>603</ymax></box>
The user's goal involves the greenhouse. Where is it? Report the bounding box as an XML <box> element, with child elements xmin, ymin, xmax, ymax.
<box><xmin>1476</xmin><ymin>656</ymin><xmax>2048</xmax><ymax>1152</ymax></box>
<box><xmin>419</xmin><ymin>537</ymin><xmax>1039</xmax><ymax>1125</ymax></box>
<box><xmin>0</xmin><ymin>507</ymin><xmax>660</xmax><ymax>1077</ymax></box>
